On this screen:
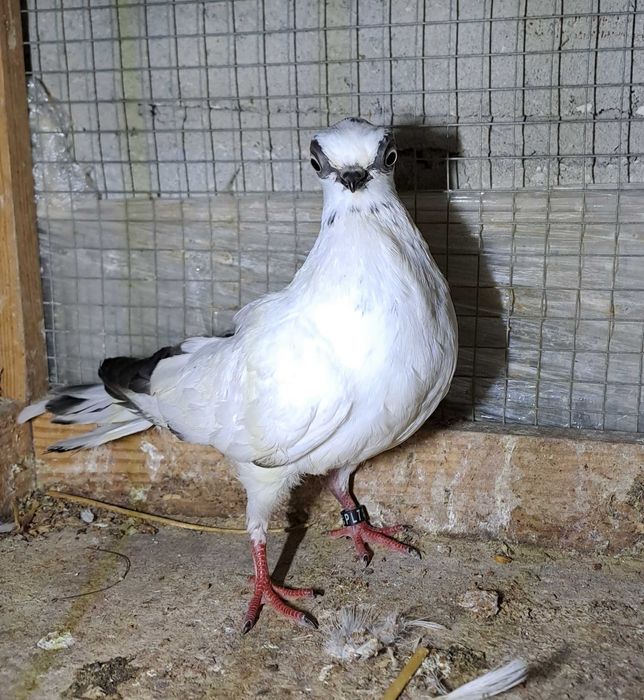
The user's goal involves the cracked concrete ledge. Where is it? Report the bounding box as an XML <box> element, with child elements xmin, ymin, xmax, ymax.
<box><xmin>30</xmin><ymin>416</ymin><xmax>644</xmax><ymax>554</ymax></box>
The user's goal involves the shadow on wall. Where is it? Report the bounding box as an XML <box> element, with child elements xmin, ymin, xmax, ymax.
<box><xmin>395</xmin><ymin>122</ymin><xmax>508</xmax><ymax>424</ymax></box>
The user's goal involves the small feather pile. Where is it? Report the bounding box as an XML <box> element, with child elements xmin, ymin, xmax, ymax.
<box><xmin>325</xmin><ymin>605</ymin><xmax>528</xmax><ymax>698</ymax></box>
<box><xmin>324</xmin><ymin>605</ymin><xmax>451</xmax><ymax>662</ymax></box>
<box><xmin>324</xmin><ymin>605</ymin><xmax>402</xmax><ymax>661</ymax></box>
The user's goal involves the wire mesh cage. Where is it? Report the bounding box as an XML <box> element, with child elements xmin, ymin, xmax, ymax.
<box><xmin>22</xmin><ymin>0</ymin><xmax>644</xmax><ymax>433</ymax></box>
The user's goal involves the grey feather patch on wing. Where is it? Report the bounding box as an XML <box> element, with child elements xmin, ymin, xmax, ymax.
<box><xmin>252</xmin><ymin>447</ymin><xmax>290</xmax><ymax>468</ymax></box>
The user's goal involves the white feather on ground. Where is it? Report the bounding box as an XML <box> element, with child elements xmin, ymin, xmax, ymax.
<box><xmin>441</xmin><ymin>658</ymin><xmax>528</xmax><ymax>698</ymax></box>
<box><xmin>407</xmin><ymin>619</ymin><xmax>449</xmax><ymax>632</ymax></box>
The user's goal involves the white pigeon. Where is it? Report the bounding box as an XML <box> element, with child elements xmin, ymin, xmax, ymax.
<box><xmin>19</xmin><ymin>118</ymin><xmax>458</xmax><ymax>632</ymax></box>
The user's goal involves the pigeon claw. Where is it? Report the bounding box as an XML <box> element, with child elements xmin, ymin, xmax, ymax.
<box><xmin>301</xmin><ymin>612</ymin><xmax>320</xmax><ymax>630</ymax></box>
<box><xmin>242</xmin><ymin>619</ymin><xmax>255</xmax><ymax>635</ymax></box>
<box><xmin>328</xmin><ymin>521</ymin><xmax>417</xmax><ymax>563</ymax></box>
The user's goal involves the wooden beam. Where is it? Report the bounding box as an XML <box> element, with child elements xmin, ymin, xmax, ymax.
<box><xmin>0</xmin><ymin>0</ymin><xmax>47</xmax><ymax>403</ymax></box>
<box><xmin>32</xmin><ymin>417</ymin><xmax>644</xmax><ymax>552</ymax></box>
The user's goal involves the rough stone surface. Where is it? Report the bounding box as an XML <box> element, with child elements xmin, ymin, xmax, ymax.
<box><xmin>1</xmin><ymin>516</ymin><xmax>642</xmax><ymax>699</ymax></box>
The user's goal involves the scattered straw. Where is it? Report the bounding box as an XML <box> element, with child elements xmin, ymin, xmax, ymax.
<box><xmin>381</xmin><ymin>647</ymin><xmax>429</xmax><ymax>700</ymax></box>
<box><xmin>11</xmin><ymin>499</ymin><xmax>21</xmax><ymax>530</ymax></box>
<box><xmin>46</xmin><ymin>490</ymin><xmax>309</xmax><ymax>534</ymax></box>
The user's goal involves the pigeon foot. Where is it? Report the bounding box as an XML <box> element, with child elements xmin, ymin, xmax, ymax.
<box><xmin>243</xmin><ymin>542</ymin><xmax>319</xmax><ymax>633</ymax></box>
<box><xmin>328</xmin><ymin>522</ymin><xmax>420</xmax><ymax>565</ymax></box>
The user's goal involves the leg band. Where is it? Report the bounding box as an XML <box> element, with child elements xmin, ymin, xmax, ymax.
<box><xmin>340</xmin><ymin>505</ymin><xmax>368</xmax><ymax>526</ymax></box>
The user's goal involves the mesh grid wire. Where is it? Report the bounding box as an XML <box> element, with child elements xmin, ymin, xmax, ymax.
<box><xmin>23</xmin><ymin>0</ymin><xmax>644</xmax><ymax>433</ymax></box>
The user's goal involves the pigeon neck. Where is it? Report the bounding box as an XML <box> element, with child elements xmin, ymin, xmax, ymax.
<box><xmin>320</xmin><ymin>177</ymin><xmax>398</xmax><ymax>221</ymax></box>
<box><xmin>295</xmin><ymin>186</ymin><xmax>428</xmax><ymax>293</ymax></box>
<box><xmin>318</xmin><ymin>187</ymin><xmax>413</xmax><ymax>246</ymax></box>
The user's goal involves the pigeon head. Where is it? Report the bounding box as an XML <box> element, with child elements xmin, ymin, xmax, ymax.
<box><xmin>310</xmin><ymin>118</ymin><xmax>397</xmax><ymax>194</ymax></box>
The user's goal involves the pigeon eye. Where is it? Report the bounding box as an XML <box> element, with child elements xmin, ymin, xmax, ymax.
<box><xmin>385</xmin><ymin>148</ymin><xmax>397</xmax><ymax>167</ymax></box>
<box><xmin>310</xmin><ymin>156</ymin><xmax>322</xmax><ymax>173</ymax></box>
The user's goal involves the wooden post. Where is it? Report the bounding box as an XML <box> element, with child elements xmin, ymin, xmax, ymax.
<box><xmin>0</xmin><ymin>0</ymin><xmax>47</xmax><ymax>517</ymax></box>
<box><xmin>0</xmin><ymin>0</ymin><xmax>47</xmax><ymax>403</ymax></box>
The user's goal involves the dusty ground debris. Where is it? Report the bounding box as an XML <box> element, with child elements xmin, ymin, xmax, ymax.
<box><xmin>1</xmin><ymin>503</ymin><xmax>642</xmax><ymax>699</ymax></box>
<box><xmin>63</xmin><ymin>656</ymin><xmax>137</xmax><ymax>699</ymax></box>
<box><xmin>457</xmin><ymin>589</ymin><xmax>500</xmax><ymax>619</ymax></box>
<box><xmin>37</xmin><ymin>631</ymin><xmax>76</xmax><ymax>651</ymax></box>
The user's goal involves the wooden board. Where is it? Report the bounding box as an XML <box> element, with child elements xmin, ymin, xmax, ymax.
<box><xmin>0</xmin><ymin>0</ymin><xmax>47</xmax><ymax>403</ymax></box>
<box><xmin>33</xmin><ymin>417</ymin><xmax>644</xmax><ymax>552</ymax></box>
<box><xmin>0</xmin><ymin>1</ymin><xmax>47</xmax><ymax>516</ymax></box>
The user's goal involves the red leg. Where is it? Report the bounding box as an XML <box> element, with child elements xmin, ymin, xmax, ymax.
<box><xmin>243</xmin><ymin>542</ymin><xmax>319</xmax><ymax>634</ymax></box>
<box><xmin>327</xmin><ymin>469</ymin><xmax>420</xmax><ymax>565</ymax></box>
<box><xmin>248</xmin><ymin>576</ymin><xmax>317</xmax><ymax>599</ymax></box>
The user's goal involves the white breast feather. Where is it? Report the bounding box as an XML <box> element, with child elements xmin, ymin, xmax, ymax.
<box><xmin>146</xmin><ymin>184</ymin><xmax>457</xmax><ymax>477</ymax></box>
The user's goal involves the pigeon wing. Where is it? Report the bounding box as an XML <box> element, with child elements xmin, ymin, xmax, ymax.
<box><xmin>150</xmin><ymin>322</ymin><xmax>354</xmax><ymax>469</ymax></box>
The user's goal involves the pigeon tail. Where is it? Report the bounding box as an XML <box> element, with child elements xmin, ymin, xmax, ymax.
<box><xmin>18</xmin><ymin>370</ymin><xmax>159</xmax><ymax>451</ymax></box>
<box><xmin>46</xmin><ymin>418</ymin><xmax>153</xmax><ymax>452</ymax></box>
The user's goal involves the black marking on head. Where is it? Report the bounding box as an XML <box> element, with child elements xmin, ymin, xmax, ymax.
<box><xmin>313</xmin><ymin>122</ymin><xmax>395</xmax><ymax>185</ymax></box>
<box><xmin>370</xmin><ymin>204</ymin><xmax>379</xmax><ymax>215</ymax></box>
<box><xmin>350</xmin><ymin>205</ymin><xmax>360</xmax><ymax>214</ymax></box>
<box><xmin>326</xmin><ymin>211</ymin><xmax>336</xmax><ymax>226</ymax></box>
<box><xmin>99</xmin><ymin>345</ymin><xmax>184</xmax><ymax>404</ymax></box>
<box><xmin>309</xmin><ymin>138</ymin><xmax>334</xmax><ymax>179</ymax></box>
<box><xmin>370</xmin><ymin>130</ymin><xmax>397</xmax><ymax>173</ymax></box>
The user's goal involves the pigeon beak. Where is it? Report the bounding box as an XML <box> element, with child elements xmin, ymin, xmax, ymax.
<box><xmin>339</xmin><ymin>168</ymin><xmax>370</xmax><ymax>193</ymax></box>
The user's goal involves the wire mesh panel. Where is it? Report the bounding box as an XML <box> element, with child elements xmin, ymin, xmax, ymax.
<box><xmin>23</xmin><ymin>0</ymin><xmax>644</xmax><ymax>433</ymax></box>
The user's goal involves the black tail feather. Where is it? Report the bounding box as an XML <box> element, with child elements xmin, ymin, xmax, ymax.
<box><xmin>45</xmin><ymin>385</ymin><xmax>100</xmax><ymax>415</ymax></box>
<box><xmin>99</xmin><ymin>345</ymin><xmax>183</xmax><ymax>403</ymax></box>
<box><xmin>46</xmin><ymin>394</ymin><xmax>86</xmax><ymax>415</ymax></box>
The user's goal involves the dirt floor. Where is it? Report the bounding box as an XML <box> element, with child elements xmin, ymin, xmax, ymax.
<box><xmin>1</xmin><ymin>496</ymin><xmax>642</xmax><ymax>699</ymax></box>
